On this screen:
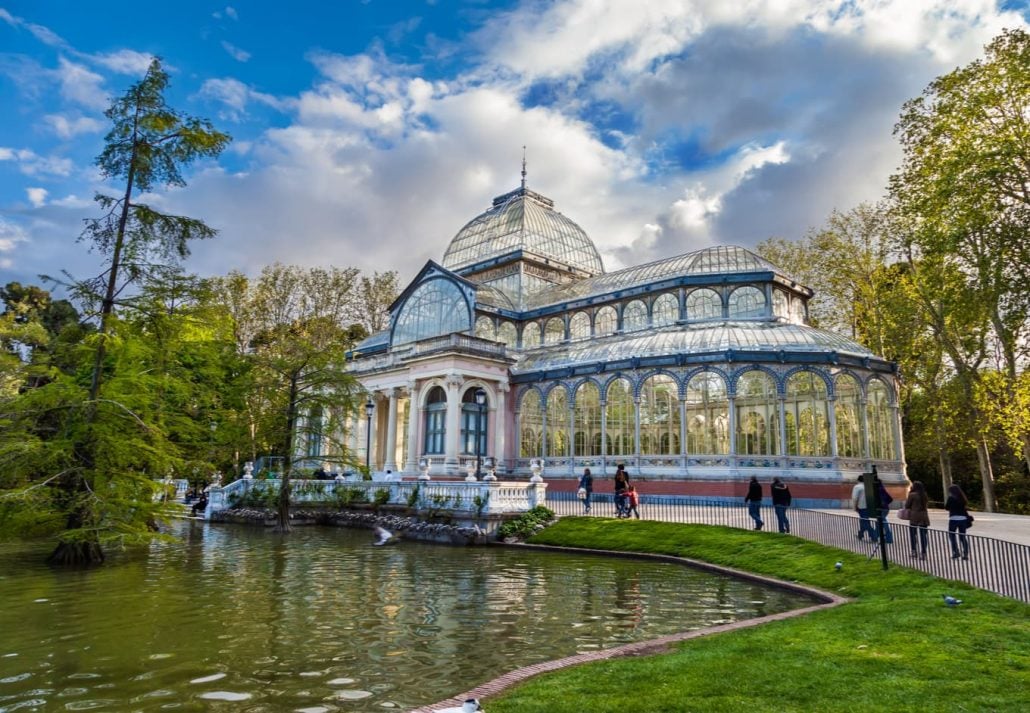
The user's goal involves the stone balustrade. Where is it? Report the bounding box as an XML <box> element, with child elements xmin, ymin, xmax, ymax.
<box><xmin>205</xmin><ymin>478</ymin><xmax>546</xmax><ymax>520</ymax></box>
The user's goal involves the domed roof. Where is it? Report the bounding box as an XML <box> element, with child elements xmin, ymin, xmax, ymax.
<box><xmin>441</xmin><ymin>186</ymin><xmax>604</xmax><ymax>275</ymax></box>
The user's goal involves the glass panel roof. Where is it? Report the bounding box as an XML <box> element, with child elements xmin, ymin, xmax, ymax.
<box><xmin>512</xmin><ymin>322</ymin><xmax>873</xmax><ymax>373</ymax></box>
<box><xmin>441</xmin><ymin>187</ymin><xmax>604</xmax><ymax>274</ymax></box>
<box><xmin>474</xmin><ymin>283</ymin><xmax>515</xmax><ymax>310</ymax></box>
<box><xmin>524</xmin><ymin>245</ymin><xmax>789</xmax><ymax>309</ymax></box>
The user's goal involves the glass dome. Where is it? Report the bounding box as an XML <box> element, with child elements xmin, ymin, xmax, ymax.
<box><xmin>442</xmin><ymin>187</ymin><xmax>604</xmax><ymax>274</ymax></box>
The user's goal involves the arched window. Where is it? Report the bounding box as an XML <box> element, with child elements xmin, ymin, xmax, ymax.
<box><xmin>497</xmin><ymin>321</ymin><xmax>518</xmax><ymax>348</ymax></box>
<box><xmin>573</xmin><ymin>382</ymin><xmax>602</xmax><ymax>456</ymax></box>
<box><xmin>460</xmin><ymin>388</ymin><xmax>489</xmax><ymax>456</ymax></box>
<box><xmin>594</xmin><ymin>306</ymin><xmax>617</xmax><ymax>337</ymax></box>
<box><xmin>544</xmin><ymin>317</ymin><xmax>565</xmax><ymax>345</ymax></box>
<box><xmin>475</xmin><ymin>315</ymin><xmax>495</xmax><ymax>340</ymax></box>
<box><xmin>867</xmin><ymin>379</ymin><xmax>896</xmax><ymax>460</ymax></box>
<box><xmin>728</xmin><ymin>286</ymin><xmax>766</xmax><ymax>319</ymax></box>
<box><xmin>305</xmin><ymin>405</ymin><xmax>323</xmax><ymax>458</ymax></box>
<box><xmin>423</xmin><ymin>386</ymin><xmax>447</xmax><ymax>455</ymax></box>
<box><xmin>735</xmin><ymin>371</ymin><xmax>779</xmax><ymax>455</ymax></box>
<box><xmin>686</xmin><ymin>288</ymin><xmax>722</xmax><ymax>320</ymax></box>
<box><xmin>394</xmin><ymin>278</ymin><xmax>470</xmax><ymax>346</ymax></box>
<box><xmin>685</xmin><ymin>371</ymin><xmax>729</xmax><ymax>454</ymax></box>
<box><xmin>605</xmin><ymin>378</ymin><xmax>635</xmax><ymax>457</ymax></box>
<box><xmin>835</xmin><ymin>374</ymin><xmax>862</xmax><ymax>458</ymax></box>
<box><xmin>785</xmin><ymin>371</ymin><xmax>830</xmax><ymax>456</ymax></box>
<box><xmin>772</xmin><ymin>290</ymin><xmax>789</xmax><ymax>319</ymax></box>
<box><xmin>546</xmin><ymin>385</ymin><xmax>569</xmax><ymax>457</ymax></box>
<box><xmin>640</xmin><ymin>374</ymin><xmax>680</xmax><ymax>455</ymax></box>
<box><xmin>518</xmin><ymin>390</ymin><xmax>543</xmax><ymax>458</ymax></box>
<box><xmin>651</xmin><ymin>293</ymin><xmax>679</xmax><ymax>327</ymax></box>
<box><xmin>622</xmin><ymin>300</ymin><xmax>648</xmax><ymax>332</ymax></box>
<box><xmin>569</xmin><ymin>311</ymin><xmax>591</xmax><ymax>341</ymax></box>
<box><xmin>522</xmin><ymin>322</ymin><xmax>541</xmax><ymax>348</ymax></box>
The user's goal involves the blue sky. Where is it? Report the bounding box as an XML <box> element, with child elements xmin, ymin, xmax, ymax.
<box><xmin>2</xmin><ymin>1</ymin><xmax>1028</xmax><ymax>289</ymax></box>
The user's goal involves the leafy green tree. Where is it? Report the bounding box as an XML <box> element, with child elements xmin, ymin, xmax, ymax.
<box><xmin>1</xmin><ymin>59</ymin><xmax>229</xmax><ymax>564</ymax></box>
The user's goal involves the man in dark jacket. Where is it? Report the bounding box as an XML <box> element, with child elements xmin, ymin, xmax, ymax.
<box><xmin>771</xmin><ymin>477</ymin><xmax>792</xmax><ymax>533</ymax></box>
<box><xmin>745</xmin><ymin>476</ymin><xmax>763</xmax><ymax>530</ymax></box>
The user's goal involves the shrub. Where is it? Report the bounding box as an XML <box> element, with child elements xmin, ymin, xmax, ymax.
<box><xmin>497</xmin><ymin>506</ymin><xmax>555</xmax><ymax>541</ymax></box>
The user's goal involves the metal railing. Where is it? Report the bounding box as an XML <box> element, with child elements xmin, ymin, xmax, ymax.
<box><xmin>545</xmin><ymin>493</ymin><xmax>1030</xmax><ymax>604</ymax></box>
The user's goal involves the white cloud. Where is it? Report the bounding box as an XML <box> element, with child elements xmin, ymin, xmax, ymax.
<box><xmin>43</xmin><ymin>113</ymin><xmax>104</xmax><ymax>138</ymax></box>
<box><xmin>0</xmin><ymin>217</ymin><xmax>29</xmax><ymax>260</ymax></box>
<box><xmin>26</xmin><ymin>187</ymin><xmax>49</xmax><ymax>207</ymax></box>
<box><xmin>54</xmin><ymin>56</ymin><xmax>108</xmax><ymax>109</ymax></box>
<box><xmin>0</xmin><ymin>146</ymin><xmax>74</xmax><ymax>177</ymax></box>
<box><xmin>226</xmin><ymin>6</ymin><xmax>238</xmax><ymax>21</ymax></box>
<box><xmin>198</xmin><ymin>77</ymin><xmax>289</xmax><ymax>120</ymax></box>
<box><xmin>91</xmin><ymin>49</ymin><xmax>154</xmax><ymax>75</ymax></box>
<box><xmin>221</xmin><ymin>41</ymin><xmax>251</xmax><ymax>63</ymax></box>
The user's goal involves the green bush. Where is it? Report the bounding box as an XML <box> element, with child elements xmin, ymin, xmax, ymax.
<box><xmin>496</xmin><ymin>505</ymin><xmax>555</xmax><ymax>540</ymax></box>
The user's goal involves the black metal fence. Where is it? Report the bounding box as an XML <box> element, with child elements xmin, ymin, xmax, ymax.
<box><xmin>545</xmin><ymin>492</ymin><xmax>1030</xmax><ymax>604</ymax></box>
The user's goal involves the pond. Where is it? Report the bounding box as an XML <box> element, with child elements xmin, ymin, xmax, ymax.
<box><xmin>0</xmin><ymin>522</ymin><xmax>813</xmax><ymax>711</ymax></box>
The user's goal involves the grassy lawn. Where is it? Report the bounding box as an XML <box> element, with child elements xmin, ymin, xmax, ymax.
<box><xmin>484</xmin><ymin>517</ymin><xmax>1029</xmax><ymax>713</ymax></box>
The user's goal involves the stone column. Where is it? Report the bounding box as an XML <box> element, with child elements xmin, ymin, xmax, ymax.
<box><xmin>444</xmin><ymin>373</ymin><xmax>463</xmax><ymax>470</ymax></box>
<box><xmin>384</xmin><ymin>388</ymin><xmax>399</xmax><ymax>473</ymax></box>
<box><xmin>827</xmin><ymin>395</ymin><xmax>838</xmax><ymax>458</ymax></box>
<box><xmin>405</xmin><ymin>380</ymin><xmax>420</xmax><ymax>474</ymax></box>
<box><xmin>494</xmin><ymin>382</ymin><xmax>508</xmax><ymax>471</ymax></box>
<box><xmin>633</xmin><ymin>396</ymin><xmax>641</xmax><ymax>467</ymax></box>
<box><xmin>778</xmin><ymin>395</ymin><xmax>788</xmax><ymax>458</ymax></box>
<box><xmin>600</xmin><ymin>399</ymin><xmax>608</xmax><ymax>472</ymax></box>
<box><xmin>860</xmin><ymin>395</ymin><xmax>870</xmax><ymax>460</ymax></box>
<box><xmin>679</xmin><ymin>396</ymin><xmax>687</xmax><ymax>463</ymax></box>
<box><xmin>728</xmin><ymin>395</ymin><xmax>737</xmax><ymax>455</ymax></box>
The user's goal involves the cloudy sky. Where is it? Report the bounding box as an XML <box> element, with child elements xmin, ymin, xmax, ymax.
<box><xmin>1</xmin><ymin>0</ymin><xmax>1028</xmax><ymax>291</ymax></box>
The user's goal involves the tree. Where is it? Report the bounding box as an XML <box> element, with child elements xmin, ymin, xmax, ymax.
<box><xmin>1</xmin><ymin>59</ymin><xmax>230</xmax><ymax>564</ymax></box>
<box><xmin>213</xmin><ymin>265</ymin><xmax>364</xmax><ymax>532</ymax></box>
<box><xmin>890</xmin><ymin>29</ymin><xmax>1030</xmax><ymax>509</ymax></box>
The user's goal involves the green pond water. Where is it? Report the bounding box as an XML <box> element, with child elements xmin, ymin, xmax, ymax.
<box><xmin>0</xmin><ymin>521</ymin><xmax>813</xmax><ymax>712</ymax></box>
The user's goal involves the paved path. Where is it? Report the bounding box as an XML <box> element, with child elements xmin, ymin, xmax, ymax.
<box><xmin>815</xmin><ymin>509</ymin><xmax>1030</xmax><ymax>546</ymax></box>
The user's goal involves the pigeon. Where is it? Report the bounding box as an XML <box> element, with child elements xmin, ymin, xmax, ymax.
<box><xmin>943</xmin><ymin>595</ymin><xmax>963</xmax><ymax>607</ymax></box>
<box><xmin>373</xmin><ymin>526</ymin><xmax>396</xmax><ymax>546</ymax></box>
<box><xmin>437</xmin><ymin>699</ymin><xmax>483</xmax><ymax>713</ymax></box>
<box><xmin>834</xmin><ymin>561</ymin><xmax>843</xmax><ymax>571</ymax></box>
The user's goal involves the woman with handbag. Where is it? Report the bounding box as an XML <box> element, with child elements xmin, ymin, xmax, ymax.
<box><xmin>945</xmin><ymin>483</ymin><xmax>971</xmax><ymax>560</ymax></box>
<box><xmin>904</xmin><ymin>481</ymin><xmax>931</xmax><ymax>559</ymax></box>
<box><xmin>578</xmin><ymin>468</ymin><xmax>593</xmax><ymax>514</ymax></box>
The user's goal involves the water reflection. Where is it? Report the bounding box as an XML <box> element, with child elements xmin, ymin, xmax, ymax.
<box><xmin>0</xmin><ymin>522</ymin><xmax>812</xmax><ymax>711</ymax></box>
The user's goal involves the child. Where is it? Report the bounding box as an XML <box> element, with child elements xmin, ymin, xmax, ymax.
<box><xmin>624</xmin><ymin>485</ymin><xmax>640</xmax><ymax>519</ymax></box>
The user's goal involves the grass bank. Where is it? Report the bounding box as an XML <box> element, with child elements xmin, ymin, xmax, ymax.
<box><xmin>484</xmin><ymin>518</ymin><xmax>1029</xmax><ymax>713</ymax></box>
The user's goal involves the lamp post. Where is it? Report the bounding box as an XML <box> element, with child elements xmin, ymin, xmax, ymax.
<box><xmin>364</xmin><ymin>399</ymin><xmax>375</xmax><ymax>474</ymax></box>
<box><xmin>474</xmin><ymin>388</ymin><xmax>486</xmax><ymax>480</ymax></box>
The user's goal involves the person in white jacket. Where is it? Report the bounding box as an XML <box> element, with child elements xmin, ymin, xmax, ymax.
<box><xmin>850</xmin><ymin>481</ymin><xmax>878</xmax><ymax>542</ymax></box>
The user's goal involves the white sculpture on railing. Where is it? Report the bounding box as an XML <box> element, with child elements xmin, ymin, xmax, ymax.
<box><xmin>418</xmin><ymin>457</ymin><xmax>432</xmax><ymax>481</ymax></box>
<box><xmin>483</xmin><ymin>456</ymin><xmax>497</xmax><ymax>482</ymax></box>
<box><xmin>529</xmin><ymin>458</ymin><xmax>544</xmax><ymax>483</ymax></box>
<box><xmin>243</xmin><ymin>461</ymin><xmax>254</xmax><ymax>480</ymax></box>
<box><xmin>465</xmin><ymin>461</ymin><xmax>478</xmax><ymax>482</ymax></box>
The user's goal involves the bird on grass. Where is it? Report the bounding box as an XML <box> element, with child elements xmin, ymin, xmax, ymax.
<box><xmin>943</xmin><ymin>595</ymin><xmax>963</xmax><ymax>607</ymax></box>
<box><xmin>834</xmin><ymin>561</ymin><xmax>843</xmax><ymax>571</ymax></box>
<box><xmin>438</xmin><ymin>699</ymin><xmax>483</xmax><ymax>712</ymax></box>
<box><xmin>373</xmin><ymin>526</ymin><xmax>397</xmax><ymax>546</ymax></box>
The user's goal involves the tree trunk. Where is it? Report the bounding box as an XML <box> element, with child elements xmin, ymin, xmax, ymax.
<box><xmin>275</xmin><ymin>372</ymin><xmax>300</xmax><ymax>533</ymax></box>
<box><xmin>47</xmin><ymin>505</ymin><xmax>104</xmax><ymax>566</ymax></box>
<box><xmin>975</xmin><ymin>436</ymin><xmax>997</xmax><ymax>512</ymax></box>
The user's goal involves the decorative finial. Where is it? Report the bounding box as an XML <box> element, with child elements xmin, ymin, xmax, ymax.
<box><xmin>521</xmin><ymin>145</ymin><xmax>527</xmax><ymax>189</ymax></box>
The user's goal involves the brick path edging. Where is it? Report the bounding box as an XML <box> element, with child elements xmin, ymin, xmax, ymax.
<box><xmin>410</xmin><ymin>543</ymin><xmax>848</xmax><ymax>712</ymax></box>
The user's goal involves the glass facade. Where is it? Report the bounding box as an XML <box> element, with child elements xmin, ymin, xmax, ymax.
<box><xmin>685</xmin><ymin>371</ymin><xmax>729</xmax><ymax>454</ymax></box>
<box><xmin>569</xmin><ymin>311</ymin><xmax>591</xmax><ymax>341</ymax></box>
<box><xmin>522</xmin><ymin>322</ymin><xmax>541</xmax><ymax>348</ymax></box>
<box><xmin>622</xmin><ymin>300</ymin><xmax>648</xmax><ymax>332</ymax></box>
<box><xmin>475</xmin><ymin>315</ymin><xmax>495</xmax><ymax>340</ymax></box>
<box><xmin>573</xmin><ymin>381</ymin><xmax>602</xmax><ymax>456</ymax></box>
<box><xmin>394</xmin><ymin>278</ymin><xmax>471</xmax><ymax>346</ymax></box>
<box><xmin>640</xmin><ymin>374</ymin><xmax>680</xmax><ymax>455</ymax></box>
<box><xmin>686</xmin><ymin>288</ymin><xmax>722</xmax><ymax>320</ymax></box>
<box><xmin>544</xmin><ymin>317</ymin><xmax>565</xmax><ymax>345</ymax></box>
<box><xmin>867</xmin><ymin>378</ymin><xmax>896</xmax><ymax>460</ymax></box>
<box><xmin>519</xmin><ymin>390</ymin><xmax>543</xmax><ymax>457</ymax></box>
<box><xmin>423</xmin><ymin>386</ymin><xmax>447</xmax><ymax>455</ymax></box>
<box><xmin>497</xmin><ymin>321</ymin><xmax>518</xmax><ymax>348</ymax></box>
<box><xmin>460</xmin><ymin>389</ymin><xmax>488</xmax><ymax>456</ymax></box>
<box><xmin>546</xmin><ymin>386</ymin><xmax>569</xmax><ymax>457</ymax></box>
<box><xmin>728</xmin><ymin>286</ymin><xmax>766</xmax><ymax>319</ymax></box>
<box><xmin>784</xmin><ymin>371</ymin><xmax>830</xmax><ymax>456</ymax></box>
<box><xmin>595</xmin><ymin>306</ymin><xmax>617</xmax><ymax>336</ymax></box>
<box><xmin>835</xmin><ymin>373</ymin><xmax>863</xmax><ymax>458</ymax></box>
<box><xmin>735</xmin><ymin>370</ymin><xmax>779</xmax><ymax>455</ymax></box>
<box><xmin>605</xmin><ymin>378</ymin><xmax>635</xmax><ymax>456</ymax></box>
<box><xmin>652</xmin><ymin>293</ymin><xmax>679</xmax><ymax>327</ymax></box>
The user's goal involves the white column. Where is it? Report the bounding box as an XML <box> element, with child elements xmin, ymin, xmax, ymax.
<box><xmin>405</xmin><ymin>380</ymin><xmax>420</xmax><ymax>473</ymax></box>
<box><xmin>384</xmin><ymin>388</ymin><xmax>399</xmax><ymax>473</ymax></box>
<box><xmin>600</xmin><ymin>400</ymin><xmax>608</xmax><ymax>472</ymax></box>
<box><xmin>728</xmin><ymin>395</ymin><xmax>737</xmax><ymax>455</ymax></box>
<box><xmin>347</xmin><ymin>412</ymin><xmax>359</xmax><ymax>462</ymax></box>
<box><xmin>778</xmin><ymin>395</ymin><xmax>787</xmax><ymax>458</ymax></box>
<box><xmin>444</xmin><ymin>373</ymin><xmax>463</xmax><ymax>469</ymax></box>
<box><xmin>494</xmin><ymin>382</ymin><xmax>508</xmax><ymax>470</ymax></box>
<box><xmin>827</xmin><ymin>395</ymin><xmax>838</xmax><ymax>458</ymax></box>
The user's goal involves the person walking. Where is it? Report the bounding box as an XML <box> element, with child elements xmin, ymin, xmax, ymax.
<box><xmin>578</xmin><ymin>468</ymin><xmax>594</xmax><ymax>514</ymax></box>
<box><xmin>770</xmin><ymin>477</ymin><xmax>792</xmax><ymax>533</ymax></box>
<box><xmin>945</xmin><ymin>484</ymin><xmax>971</xmax><ymax>560</ymax></box>
<box><xmin>905</xmin><ymin>480</ymin><xmax>931</xmax><ymax>559</ymax></box>
<box><xmin>614</xmin><ymin>465</ymin><xmax>630</xmax><ymax>518</ymax></box>
<box><xmin>624</xmin><ymin>484</ymin><xmax>641</xmax><ymax>519</ymax></box>
<box><xmin>745</xmin><ymin>476</ymin><xmax>764</xmax><ymax>530</ymax></box>
<box><xmin>876</xmin><ymin>480</ymin><xmax>895</xmax><ymax>545</ymax></box>
<box><xmin>851</xmin><ymin>479</ymin><xmax>879</xmax><ymax>542</ymax></box>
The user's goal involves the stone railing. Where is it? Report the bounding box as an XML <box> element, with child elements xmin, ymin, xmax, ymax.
<box><xmin>205</xmin><ymin>478</ymin><xmax>546</xmax><ymax>519</ymax></box>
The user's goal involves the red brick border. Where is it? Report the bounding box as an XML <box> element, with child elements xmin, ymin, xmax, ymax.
<box><xmin>410</xmin><ymin>543</ymin><xmax>847</xmax><ymax>712</ymax></box>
